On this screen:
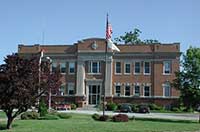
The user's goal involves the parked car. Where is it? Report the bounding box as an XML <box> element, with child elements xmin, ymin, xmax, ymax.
<box><xmin>138</xmin><ymin>105</ymin><xmax>150</xmax><ymax>113</ymax></box>
<box><xmin>120</xmin><ymin>103</ymin><xmax>132</xmax><ymax>113</ymax></box>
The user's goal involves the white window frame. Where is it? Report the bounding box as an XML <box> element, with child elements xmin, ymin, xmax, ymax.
<box><xmin>88</xmin><ymin>61</ymin><xmax>101</xmax><ymax>74</ymax></box>
<box><xmin>134</xmin><ymin>84</ymin><xmax>140</xmax><ymax>96</ymax></box>
<box><xmin>124</xmin><ymin>85</ymin><xmax>131</xmax><ymax>96</ymax></box>
<box><xmin>69</xmin><ymin>62</ymin><xmax>75</xmax><ymax>74</ymax></box>
<box><xmin>134</xmin><ymin>61</ymin><xmax>141</xmax><ymax>75</ymax></box>
<box><xmin>115</xmin><ymin>85</ymin><xmax>121</xmax><ymax>97</ymax></box>
<box><xmin>143</xmin><ymin>61</ymin><xmax>151</xmax><ymax>75</ymax></box>
<box><xmin>143</xmin><ymin>85</ymin><xmax>151</xmax><ymax>97</ymax></box>
<box><xmin>59</xmin><ymin>84</ymin><xmax>66</xmax><ymax>96</ymax></box>
<box><xmin>163</xmin><ymin>83</ymin><xmax>171</xmax><ymax>97</ymax></box>
<box><xmin>60</xmin><ymin>62</ymin><xmax>66</xmax><ymax>74</ymax></box>
<box><xmin>115</xmin><ymin>61</ymin><xmax>122</xmax><ymax>74</ymax></box>
<box><xmin>51</xmin><ymin>62</ymin><xmax>57</xmax><ymax>73</ymax></box>
<box><xmin>163</xmin><ymin>61</ymin><xmax>171</xmax><ymax>75</ymax></box>
<box><xmin>124</xmin><ymin>62</ymin><xmax>131</xmax><ymax>75</ymax></box>
<box><xmin>68</xmin><ymin>83</ymin><xmax>75</xmax><ymax>95</ymax></box>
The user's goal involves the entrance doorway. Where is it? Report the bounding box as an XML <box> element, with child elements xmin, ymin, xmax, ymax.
<box><xmin>88</xmin><ymin>85</ymin><xmax>101</xmax><ymax>105</ymax></box>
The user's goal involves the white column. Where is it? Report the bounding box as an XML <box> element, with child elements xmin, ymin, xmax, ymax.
<box><xmin>105</xmin><ymin>59</ymin><xmax>113</xmax><ymax>97</ymax></box>
<box><xmin>76</xmin><ymin>60</ymin><xmax>85</xmax><ymax>96</ymax></box>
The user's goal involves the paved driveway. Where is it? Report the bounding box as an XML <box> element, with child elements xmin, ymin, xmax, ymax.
<box><xmin>59</xmin><ymin>110</ymin><xmax>200</xmax><ymax>121</ymax></box>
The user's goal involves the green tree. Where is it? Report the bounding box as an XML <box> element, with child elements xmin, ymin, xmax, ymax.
<box><xmin>173</xmin><ymin>47</ymin><xmax>200</xmax><ymax>110</ymax></box>
<box><xmin>115</xmin><ymin>28</ymin><xmax>159</xmax><ymax>44</ymax></box>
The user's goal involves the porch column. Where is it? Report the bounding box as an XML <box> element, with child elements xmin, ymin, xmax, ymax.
<box><xmin>105</xmin><ymin>59</ymin><xmax>113</xmax><ymax>97</ymax></box>
<box><xmin>76</xmin><ymin>60</ymin><xmax>85</xmax><ymax>96</ymax></box>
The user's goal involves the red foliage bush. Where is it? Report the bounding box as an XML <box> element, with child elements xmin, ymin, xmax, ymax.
<box><xmin>112</xmin><ymin>114</ymin><xmax>129</xmax><ymax>122</ymax></box>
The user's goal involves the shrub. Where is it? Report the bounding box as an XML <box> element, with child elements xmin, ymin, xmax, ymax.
<box><xmin>21</xmin><ymin>111</ymin><xmax>39</xmax><ymax>120</ymax></box>
<box><xmin>171</xmin><ymin>107</ymin><xmax>180</xmax><ymax>112</ymax></box>
<box><xmin>57</xmin><ymin>113</ymin><xmax>72</xmax><ymax>119</ymax></box>
<box><xmin>149</xmin><ymin>103</ymin><xmax>163</xmax><ymax>110</ymax></box>
<box><xmin>39</xmin><ymin>114</ymin><xmax>59</xmax><ymax>120</ymax></box>
<box><xmin>112</xmin><ymin>114</ymin><xmax>129</xmax><ymax>122</ymax></box>
<box><xmin>131</xmin><ymin>104</ymin><xmax>139</xmax><ymax>112</ymax></box>
<box><xmin>106</xmin><ymin>103</ymin><xmax>118</xmax><ymax>111</ymax></box>
<box><xmin>99</xmin><ymin>115</ymin><xmax>110</xmax><ymax>121</ymax></box>
<box><xmin>71</xmin><ymin>103</ymin><xmax>77</xmax><ymax>110</ymax></box>
<box><xmin>92</xmin><ymin>113</ymin><xmax>100</xmax><ymax>120</ymax></box>
<box><xmin>38</xmin><ymin>99</ymin><xmax>48</xmax><ymax>117</ymax></box>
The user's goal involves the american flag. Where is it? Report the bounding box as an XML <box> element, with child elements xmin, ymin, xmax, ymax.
<box><xmin>106</xmin><ymin>14</ymin><xmax>112</xmax><ymax>39</ymax></box>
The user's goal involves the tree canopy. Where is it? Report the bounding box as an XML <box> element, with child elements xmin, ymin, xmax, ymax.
<box><xmin>0</xmin><ymin>53</ymin><xmax>61</xmax><ymax>129</ymax></box>
<box><xmin>114</xmin><ymin>28</ymin><xmax>159</xmax><ymax>44</ymax></box>
<box><xmin>173</xmin><ymin>47</ymin><xmax>200</xmax><ymax>110</ymax></box>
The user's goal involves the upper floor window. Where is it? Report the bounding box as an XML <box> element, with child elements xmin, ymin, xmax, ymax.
<box><xmin>115</xmin><ymin>85</ymin><xmax>121</xmax><ymax>96</ymax></box>
<box><xmin>144</xmin><ymin>86</ymin><xmax>150</xmax><ymax>96</ymax></box>
<box><xmin>134</xmin><ymin>85</ymin><xmax>140</xmax><ymax>96</ymax></box>
<box><xmin>68</xmin><ymin>83</ymin><xmax>75</xmax><ymax>95</ymax></box>
<box><xmin>134</xmin><ymin>62</ymin><xmax>141</xmax><ymax>74</ymax></box>
<box><xmin>124</xmin><ymin>63</ymin><xmax>131</xmax><ymax>74</ymax></box>
<box><xmin>69</xmin><ymin>62</ymin><xmax>75</xmax><ymax>74</ymax></box>
<box><xmin>144</xmin><ymin>62</ymin><xmax>150</xmax><ymax>74</ymax></box>
<box><xmin>89</xmin><ymin>61</ymin><xmax>100</xmax><ymax>73</ymax></box>
<box><xmin>163</xmin><ymin>83</ymin><xmax>171</xmax><ymax>97</ymax></box>
<box><xmin>60</xmin><ymin>62</ymin><xmax>66</xmax><ymax>73</ymax></box>
<box><xmin>115</xmin><ymin>62</ymin><xmax>121</xmax><ymax>74</ymax></box>
<box><xmin>163</xmin><ymin>61</ymin><xmax>171</xmax><ymax>74</ymax></box>
<box><xmin>125</xmin><ymin>85</ymin><xmax>131</xmax><ymax>96</ymax></box>
<box><xmin>51</xmin><ymin>62</ymin><xmax>57</xmax><ymax>73</ymax></box>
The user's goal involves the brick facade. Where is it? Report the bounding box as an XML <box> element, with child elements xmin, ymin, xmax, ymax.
<box><xmin>18</xmin><ymin>38</ymin><xmax>180</xmax><ymax>108</ymax></box>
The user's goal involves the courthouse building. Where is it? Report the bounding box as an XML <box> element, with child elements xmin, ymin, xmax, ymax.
<box><xmin>18</xmin><ymin>38</ymin><xmax>180</xmax><ymax>108</ymax></box>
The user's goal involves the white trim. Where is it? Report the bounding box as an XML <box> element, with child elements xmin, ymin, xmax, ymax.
<box><xmin>162</xmin><ymin>82</ymin><xmax>171</xmax><ymax>97</ymax></box>
<box><xmin>163</xmin><ymin>61</ymin><xmax>172</xmax><ymax>75</ymax></box>
<box><xmin>143</xmin><ymin>61</ymin><xmax>151</xmax><ymax>75</ymax></box>
<box><xmin>143</xmin><ymin>85</ymin><xmax>151</xmax><ymax>97</ymax></box>
<box><xmin>88</xmin><ymin>61</ymin><xmax>101</xmax><ymax>74</ymax></box>
<box><xmin>134</xmin><ymin>61</ymin><xmax>141</xmax><ymax>75</ymax></box>
<box><xmin>124</xmin><ymin>62</ymin><xmax>131</xmax><ymax>75</ymax></box>
<box><xmin>115</xmin><ymin>61</ymin><xmax>122</xmax><ymax>75</ymax></box>
<box><xmin>68</xmin><ymin>62</ymin><xmax>75</xmax><ymax>75</ymax></box>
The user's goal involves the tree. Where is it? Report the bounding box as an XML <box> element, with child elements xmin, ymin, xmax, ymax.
<box><xmin>173</xmin><ymin>47</ymin><xmax>200</xmax><ymax>111</ymax></box>
<box><xmin>0</xmin><ymin>53</ymin><xmax>61</xmax><ymax>129</ymax></box>
<box><xmin>114</xmin><ymin>28</ymin><xmax>159</xmax><ymax>44</ymax></box>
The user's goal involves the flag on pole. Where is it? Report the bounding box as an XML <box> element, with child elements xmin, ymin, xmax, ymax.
<box><xmin>106</xmin><ymin>14</ymin><xmax>120</xmax><ymax>52</ymax></box>
<box><xmin>39</xmin><ymin>49</ymin><xmax>45</xmax><ymax>64</ymax></box>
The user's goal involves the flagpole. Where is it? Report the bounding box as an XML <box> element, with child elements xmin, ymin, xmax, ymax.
<box><xmin>103</xmin><ymin>14</ymin><xmax>109</xmax><ymax>116</ymax></box>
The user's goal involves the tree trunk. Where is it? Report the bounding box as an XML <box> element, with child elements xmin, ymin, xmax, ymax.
<box><xmin>6</xmin><ymin>116</ymin><xmax>14</xmax><ymax>129</ymax></box>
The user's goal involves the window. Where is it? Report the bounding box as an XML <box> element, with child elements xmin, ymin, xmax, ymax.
<box><xmin>163</xmin><ymin>61</ymin><xmax>171</xmax><ymax>74</ymax></box>
<box><xmin>60</xmin><ymin>63</ymin><xmax>66</xmax><ymax>73</ymax></box>
<box><xmin>68</xmin><ymin>83</ymin><xmax>75</xmax><ymax>95</ymax></box>
<box><xmin>124</xmin><ymin>63</ymin><xmax>131</xmax><ymax>74</ymax></box>
<box><xmin>51</xmin><ymin>62</ymin><xmax>57</xmax><ymax>73</ymax></box>
<box><xmin>69</xmin><ymin>62</ymin><xmax>75</xmax><ymax>74</ymax></box>
<box><xmin>163</xmin><ymin>83</ymin><xmax>171</xmax><ymax>97</ymax></box>
<box><xmin>89</xmin><ymin>61</ymin><xmax>100</xmax><ymax>73</ymax></box>
<box><xmin>144</xmin><ymin>62</ymin><xmax>150</xmax><ymax>74</ymax></box>
<box><xmin>115</xmin><ymin>62</ymin><xmax>121</xmax><ymax>74</ymax></box>
<box><xmin>134</xmin><ymin>85</ymin><xmax>140</xmax><ymax>96</ymax></box>
<box><xmin>125</xmin><ymin>85</ymin><xmax>130</xmax><ymax>96</ymax></box>
<box><xmin>144</xmin><ymin>86</ymin><xmax>150</xmax><ymax>96</ymax></box>
<box><xmin>59</xmin><ymin>84</ymin><xmax>65</xmax><ymax>96</ymax></box>
<box><xmin>134</xmin><ymin>62</ymin><xmax>140</xmax><ymax>74</ymax></box>
<box><xmin>115</xmin><ymin>85</ymin><xmax>121</xmax><ymax>96</ymax></box>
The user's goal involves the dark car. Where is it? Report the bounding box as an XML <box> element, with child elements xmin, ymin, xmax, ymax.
<box><xmin>120</xmin><ymin>103</ymin><xmax>132</xmax><ymax>113</ymax></box>
<box><xmin>138</xmin><ymin>105</ymin><xmax>150</xmax><ymax>113</ymax></box>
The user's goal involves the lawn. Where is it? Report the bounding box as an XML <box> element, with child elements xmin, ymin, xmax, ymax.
<box><xmin>0</xmin><ymin>114</ymin><xmax>200</xmax><ymax>132</ymax></box>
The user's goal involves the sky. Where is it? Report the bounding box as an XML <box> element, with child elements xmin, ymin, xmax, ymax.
<box><xmin>0</xmin><ymin>0</ymin><xmax>200</xmax><ymax>64</ymax></box>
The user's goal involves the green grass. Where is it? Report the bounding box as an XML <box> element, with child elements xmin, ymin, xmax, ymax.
<box><xmin>0</xmin><ymin>114</ymin><xmax>200</xmax><ymax>132</ymax></box>
<box><xmin>0</xmin><ymin>111</ymin><xmax>6</xmax><ymax>118</ymax></box>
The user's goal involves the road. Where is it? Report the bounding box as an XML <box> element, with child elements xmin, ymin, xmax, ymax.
<box><xmin>59</xmin><ymin>110</ymin><xmax>200</xmax><ymax>121</ymax></box>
